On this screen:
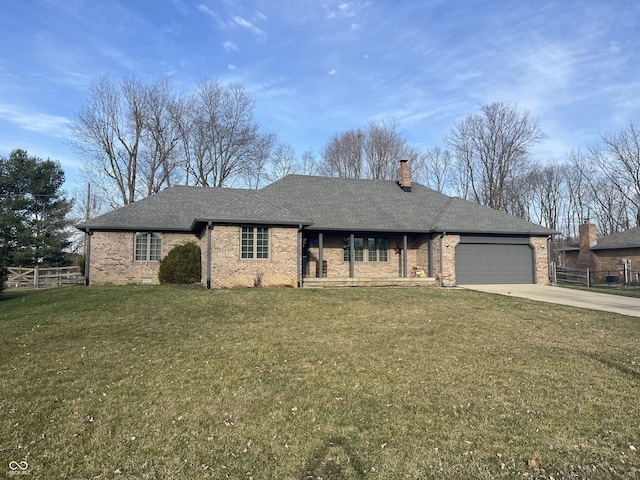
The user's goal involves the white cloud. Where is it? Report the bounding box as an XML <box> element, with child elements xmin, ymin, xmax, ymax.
<box><xmin>197</xmin><ymin>3</ymin><xmax>226</xmax><ymax>28</ymax></box>
<box><xmin>351</xmin><ymin>23</ymin><xmax>360</xmax><ymax>30</ymax></box>
<box><xmin>233</xmin><ymin>16</ymin><xmax>263</xmax><ymax>36</ymax></box>
<box><xmin>329</xmin><ymin>69</ymin><xmax>337</xmax><ymax>75</ymax></box>
<box><xmin>223</xmin><ymin>40</ymin><xmax>238</xmax><ymax>52</ymax></box>
<box><xmin>0</xmin><ymin>103</ymin><xmax>70</xmax><ymax>135</ymax></box>
<box><xmin>228</xmin><ymin>64</ymin><xmax>236</xmax><ymax>70</ymax></box>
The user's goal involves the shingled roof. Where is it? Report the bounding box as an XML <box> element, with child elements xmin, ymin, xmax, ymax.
<box><xmin>76</xmin><ymin>185</ymin><xmax>312</xmax><ymax>231</ymax></box>
<box><xmin>592</xmin><ymin>227</ymin><xmax>640</xmax><ymax>250</ymax></box>
<box><xmin>77</xmin><ymin>175</ymin><xmax>555</xmax><ymax>236</ymax></box>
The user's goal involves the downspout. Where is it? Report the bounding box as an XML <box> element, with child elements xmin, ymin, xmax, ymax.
<box><xmin>84</xmin><ymin>229</ymin><xmax>91</xmax><ymax>286</ymax></box>
<box><xmin>439</xmin><ymin>232</ymin><xmax>445</xmax><ymax>287</ymax></box>
<box><xmin>427</xmin><ymin>233</ymin><xmax>433</xmax><ymax>277</ymax></box>
<box><xmin>403</xmin><ymin>234</ymin><xmax>408</xmax><ymax>278</ymax></box>
<box><xmin>318</xmin><ymin>232</ymin><xmax>324</xmax><ymax>278</ymax></box>
<box><xmin>350</xmin><ymin>233</ymin><xmax>355</xmax><ymax>278</ymax></box>
<box><xmin>547</xmin><ymin>235</ymin><xmax>552</xmax><ymax>285</ymax></box>
<box><xmin>206</xmin><ymin>222</ymin><xmax>213</xmax><ymax>289</ymax></box>
<box><xmin>297</xmin><ymin>224</ymin><xmax>302</xmax><ymax>288</ymax></box>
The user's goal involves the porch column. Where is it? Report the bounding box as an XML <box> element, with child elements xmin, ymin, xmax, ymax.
<box><xmin>318</xmin><ymin>232</ymin><xmax>324</xmax><ymax>278</ymax></box>
<box><xmin>350</xmin><ymin>233</ymin><xmax>355</xmax><ymax>278</ymax></box>
<box><xmin>403</xmin><ymin>234</ymin><xmax>408</xmax><ymax>278</ymax></box>
<box><xmin>84</xmin><ymin>229</ymin><xmax>91</xmax><ymax>286</ymax></box>
<box><xmin>297</xmin><ymin>225</ymin><xmax>302</xmax><ymax>287</ymax></box>
<box><xmin>206</xmin><ymin>222</ymin><xmax>213</xmax><ymax>289</ymax></box>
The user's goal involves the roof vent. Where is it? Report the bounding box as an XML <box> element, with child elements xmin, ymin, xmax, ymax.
<box><xmin>396</xmin><ymin>160</ymin><xmax>411</xmax><ymax>192</ymax></box>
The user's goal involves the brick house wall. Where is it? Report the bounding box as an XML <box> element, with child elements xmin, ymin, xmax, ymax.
<box><xmin>209</xmin><ymin>225</ymin><xmax>299</xmax><ymax>288</ymax></box>
<box><xmin>439</xmin><ymin>234</ymin><xmax>460</xmax><ymax>286</ymax></box>
<box><xmin>561</xmin><ymin>221</ymin><xmax>640</xmax><ymax>284</ymax></box>
<box><xmin>89</xmin><ymin>226</ymin><xmax>299</xmax><ymax>287</ymax></box>
<box><xmin>89</xmin><ymin>228</ymin><xmax>551</xmax><ymax>287</ymax></box>
<box><xmin>304</xmin><ymin>233</ymin><xmax>431</xmax><ymax>278</ymax></box>
<box><xmin>89</xmin><ymin>231</ymin><xmax>199</xmax><ymax>285</ymax></box>
<box><xmin>530</xmin><ymin>236</ymin><xmax>550</xmax><ymax>284</ymax></box>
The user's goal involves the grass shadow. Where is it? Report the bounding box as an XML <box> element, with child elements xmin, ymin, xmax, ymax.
<box><xmin>303</xmin><ymin>436</ymin><xmax>366</xmax><ymax>480</ymax></box>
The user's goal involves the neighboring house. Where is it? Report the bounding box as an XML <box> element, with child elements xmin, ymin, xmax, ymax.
<box><xmin>76</xmin><ymin>161</ymin><xmax>556</xmax><ymax>288</ymax></box>
<box><xmin>557</xmin><ymin>221</ymin><xmax>639</xmax><ymax>284</ymax></box>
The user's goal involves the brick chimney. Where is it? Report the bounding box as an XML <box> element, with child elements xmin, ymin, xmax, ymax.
<box><xmin>577</xmin><ymin>220</ymin><xmax>597</xmax><ymax>268</ymax></box>
<box><xmin>396</xmin><ymin>159</ymin><xmax>411</xmax><ymax>192</ymax></box>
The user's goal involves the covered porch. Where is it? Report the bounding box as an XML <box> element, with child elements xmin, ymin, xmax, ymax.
<box><xmin>300</xmin><ymin>230</ymin><xmax>441</xmax><ymax>287</ymax></box>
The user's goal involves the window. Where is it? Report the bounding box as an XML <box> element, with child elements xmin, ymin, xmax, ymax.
<box><xmin>343</xmin><ymin>236</ymin><xmax>364</xmax><ymax>262</ymax></box>
<box><xmin>135</xmin><ymin>232</ymin><xmax>162</xmax><ymax>261</ymax></box>
<box><xmin>242</xmin><ymin>227</ymin><xmax>269</xmax><ymax>259</ymax></box>
<box><xmin>344</xmin><ymin>236</ymin><xmax>388</xmax><ymax>262</ymax></box>
<box><xmin>368</xmin><ymin>237</ymin><xmax>388</xmax><ymax>262</ymax></box>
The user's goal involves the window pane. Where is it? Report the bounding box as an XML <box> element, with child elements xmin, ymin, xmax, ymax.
<box><xmin>256</xmin><ymin>227</ymin><xmax>269</xmax><ymax>259</ymax></box>
<box><xmin>149</xmin><ymin>233</ymin><xmax>162</xmax><ymax>261</ymax></box>
<box><xmin>135</xmin><ymin>233</ymin><xmax>147</xmax><ymax>261</ymax></box>
<box><xmin>378</xmin><ymin>238</ymin><xmax>388</xmax><ymax>262</ymax></box>
<box><xmin>343</xmin><ymin>237</ymin><xmax>350</xmax><ymax>261</ymax></box>
<box><xmin>368</xmin><ymin>238</ymin><xmax>377</xmax><ymax>262</ymax></box>
<box><xmin>242</xmin><ymin>227</ymin><xmax>254</xmax><ymax>258</ymax></box>
<box><xmin>354</xmin><ymin>237</ymin><xmax>364</xmax><ymax>262</ymax></box>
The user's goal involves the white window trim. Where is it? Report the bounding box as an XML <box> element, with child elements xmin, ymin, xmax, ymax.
<box><xmin>241</xmin><ymin>226</ymin><xmax>270</xmax><ymax>260</ymax></box>
<box><xmin>134</xmin><ymin>232</ymin><xmax>162</xmax><ymax>262</ymax></box>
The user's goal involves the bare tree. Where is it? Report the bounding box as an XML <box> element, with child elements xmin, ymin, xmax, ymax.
<box><xmin>268</xmin><ymin>142</ymin><xmax>299</xmax><ymax>182</ymax></box>
<box><xmin>138</xmin><ymin>76</ymin><xmax>186</xmax><ymax>195</ymax></box>
<box><xmin>240</xmin><ymin>132</ymin><xmax>275</xmax><ymax>189</ymax></box>
<box><xmin>320</xmin><ymin>128</ymin><xmax>364</xmax><ymax>178</ymax></box>
<box><xmin>363</xmin><ymin>119</ymin><xmax>415</xmax><ymax>179</ymax></box>
<box><xmin>70</xmin><ymin>74</ymin><xmax>145</xmax><ymax>207</ymax></box>
<box><xmin>299</xmin><ymin>149</ymin><xmax>320</xmax><ymax>176</ymax></box>
<box><xmin>320</xmin><ymin>119</ymin><xmax>416</xmax><ymax>179</ymax></box>
<box><xmin>589</xmin><ymin>121</ymin><xmax>640</xmax><ymax>227</ymax></box>
<box><xmin>564</xmin><ymin>149</ymin><xmax>592</xmax><ymax>238</ymax></box>
<box><xmin>518</xmin><ymin>160</ymin><xmax>569</xmax><ymax>234</ymax></box>
<box><xmin>71</xmin><ymin>76</ymin><xmax>277</xmax><ymax>203</ymax></box>
<box><xmin>412</xmin><ymin>146</ymin><xmax>453</xmax><ymax>193</ymax></box>
<box><xmin>446</xmin><ymin>102</ymin><xmax>545</xmax><ymax>211</ymax></box>
<box><xmin>184</xmin><ymin>81</ymin><xmax>268</xmax><ymax>187</ymax></box>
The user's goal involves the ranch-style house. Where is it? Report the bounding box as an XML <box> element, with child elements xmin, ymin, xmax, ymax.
<box><xmin>77</xmin><ymin>161</ymin><xmax>556</xmax><ymax>288</ymax></box>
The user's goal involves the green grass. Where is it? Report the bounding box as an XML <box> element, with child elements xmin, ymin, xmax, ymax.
<box><xmin>562</xmin><ymin>284</ymin><xmax>640</xmax><ymax>298</ymax></box>
<box><xmin>1</xmin><ymin>286</ymin><xmax>639</xmax><ymax>479</ymax></box>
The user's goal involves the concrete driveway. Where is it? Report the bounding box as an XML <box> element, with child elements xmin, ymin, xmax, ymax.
<box><xmin>462</xmin><ymin>284</ymin><xmax>640</xmax><ymax>318</ymax></box>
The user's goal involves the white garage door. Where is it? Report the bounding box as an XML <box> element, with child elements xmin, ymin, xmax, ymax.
<box><xmin>456</xmin><ymin>242</ymin><xmax>534</xmax><ymax>285</ymax></box>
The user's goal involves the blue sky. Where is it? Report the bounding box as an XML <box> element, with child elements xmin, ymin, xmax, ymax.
<box><xmin>1</xmin><ymin>0</ymin><xmax>639</xmax><ymax>197</ymax></box>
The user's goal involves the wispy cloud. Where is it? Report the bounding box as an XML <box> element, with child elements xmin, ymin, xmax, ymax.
<box><xmin>197</xmin><ymin>3</ymin><xmax>226</xmax><ymax>28</ymax></box>
<box><xmin>0</xmin><ymin>103</ymin><xmax>70</xmax><ymax>135</ymax></box>
<box><xmin>223</xmin><ymin>40</ymin><xmax>238</xmax><ymax>52</ymax></box>
<box><xmin>233</xmin><ymin>16</ymin><xmax>264</xmax><ymax>36</ymax></box>
<box><xmin>328</xmin><ymin>69</ymin><xmax>337</xmax><ymax>75</ymax></box>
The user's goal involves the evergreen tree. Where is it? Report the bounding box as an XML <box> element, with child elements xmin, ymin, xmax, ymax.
<box><xmin>0</xmin><ymin>149</ymin><xmax>73</xmax><ymax>266</ymax></box>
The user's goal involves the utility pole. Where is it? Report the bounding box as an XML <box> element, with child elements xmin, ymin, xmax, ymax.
<box><xmin>84</xmin><ymin>183</ymin><xmax>91</xmax><ymax>254</ymax></box>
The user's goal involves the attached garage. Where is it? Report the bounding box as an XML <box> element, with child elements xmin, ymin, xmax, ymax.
<box><xmin>455</xmin><ymin>236</ymin><xmax>535</xmax><ymax>285</ymax></box>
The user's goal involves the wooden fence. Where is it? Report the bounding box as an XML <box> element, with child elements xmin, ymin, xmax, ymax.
<box><xmin>4</xmin><ymin>266</ymin><xmax>85</xmax><ymax>289</ymax></box>
<box><xmin>551</xmin><ymin>264</ymin><xmax>590</xmax><ymax>287</ymax></box>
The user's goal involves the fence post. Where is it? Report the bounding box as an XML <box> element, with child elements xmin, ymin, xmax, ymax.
<box><xmin>34</xmin><ymin>266</ymin><xmax>39</xmax><ymax>288</ymax></box>
<box><xmin>586</xmin><ymin>268</ymin><xmax>590</xmax><ymax>288</ymax></box>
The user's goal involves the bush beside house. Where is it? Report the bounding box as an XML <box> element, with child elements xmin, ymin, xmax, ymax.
<box><xmin>158</xmin><ymin>243</ymin><xmax>202</xmax><ymax>284</ymax></box>
<box><xmin>0</xmin><ymin>254</ymin><xmax>6</xmax><ymax>296</ymax></box>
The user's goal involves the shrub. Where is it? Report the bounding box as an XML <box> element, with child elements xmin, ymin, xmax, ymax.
<box><xmin>158</xmin><ymin>243</ymin><xmax>202</xmax><ymax>285</ymax></box>
<box><xmin>0</xmin><ymin>255</ymin><xmax>5</xmax><ymax>296</ymax></box>
<box><xmin>78</xmin><ymin>254</ymin><xmax>86</xmax><ymax>277</ymax></box>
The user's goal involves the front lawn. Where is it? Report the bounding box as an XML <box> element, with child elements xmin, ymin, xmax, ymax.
<box><xmin>1</xmin><ymin>286</ymin><xmax>639</xmax><ymax>479</ymax></box>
